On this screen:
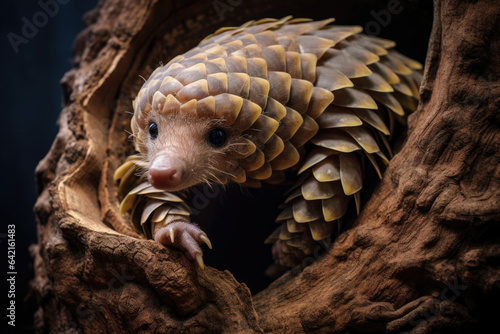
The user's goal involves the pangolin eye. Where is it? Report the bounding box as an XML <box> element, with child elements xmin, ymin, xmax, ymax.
<box><xmin>208</xmin><ymin>128</ymin><xmax>226</xmax><ymax>147</ymax></box>
<box><xmin>149</xmin><ymin>122</ymin><xmax>158</xmax><ymax>139</ymax></box>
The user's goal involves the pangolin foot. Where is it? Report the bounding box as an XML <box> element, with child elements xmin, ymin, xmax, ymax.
<box><xmin>154</xmin><ymin>221</ymin><xmax>212</xmax><ymax>269</ymax></box>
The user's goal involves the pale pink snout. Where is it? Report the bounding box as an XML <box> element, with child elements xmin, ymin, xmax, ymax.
<box><xmin>148</xmin><ymin>156</ymin><xmax>183</xmax><ymax>191</ymax></box>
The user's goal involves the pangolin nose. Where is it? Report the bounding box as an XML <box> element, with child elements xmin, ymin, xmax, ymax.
<box><xmin>148</xmin><ymin>166</ymin><xmax>181</xmax><ymax>190</ymax></box>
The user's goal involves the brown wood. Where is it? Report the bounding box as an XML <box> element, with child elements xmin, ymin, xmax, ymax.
<box><xmin>32</xmin><ymin>0</ymin><xmax>499</xmax><ymax>332</ymax></box>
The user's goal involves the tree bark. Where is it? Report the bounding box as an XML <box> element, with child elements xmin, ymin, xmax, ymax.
<box><xmin>32</xmin><ymin>0</ymin><xmax>499</xmax><ymax>333</ymax></box>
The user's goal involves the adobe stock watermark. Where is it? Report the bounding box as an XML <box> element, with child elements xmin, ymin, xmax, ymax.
<box><xmin>7</xmin><ymin>0</ymin><xmax>72</xmax><ymax>54</ymax></box>
<box><xmin>212</xmin><ymin>0</ymin><xmax>243</xmax><ymax>21</ymax></box>
<box><xmin>365</xmin><ymin>0</ymin><xmax>404</xmax><ymax>36</ymax></box>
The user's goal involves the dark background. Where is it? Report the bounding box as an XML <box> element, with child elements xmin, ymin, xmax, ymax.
<box><xmin>1</xmin><ymin>1</ymin><xmax>432</xmax><ymax>333</ymax></box>
<box><xmin>1</xmin><ymin>1</ymin><xmax>99</xmax><ymax>333</ymax></box>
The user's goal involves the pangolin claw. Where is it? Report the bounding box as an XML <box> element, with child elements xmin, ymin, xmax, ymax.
<box><xmin>195</xmin><ymin>253</ymin><xmax>205</xmax><ymax>269</ymax></box>
<box><xmin>200</xmin><ymin>234</ymin><xmax>213</xmax><ymax>249</ymax></box>
<box><xmin>169</xmin><ymin>227</ymin><xmax>175</xmax><ymax>244</ymax></box>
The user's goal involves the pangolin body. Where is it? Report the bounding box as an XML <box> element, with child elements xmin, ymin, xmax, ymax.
<box><xmin>115</xmin><ymin>17</ymin><xmax>422</xmax><ymax>268</ymax></box>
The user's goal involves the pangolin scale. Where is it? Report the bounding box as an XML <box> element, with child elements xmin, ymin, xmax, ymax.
<box><xmin>114</xmin><ymin>17</ymin><xmax>422</xmax><ymax>268</ymax></box>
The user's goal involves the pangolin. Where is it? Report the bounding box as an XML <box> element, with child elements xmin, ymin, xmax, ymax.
<box><xmin>114</xmin><ymin>17</ymin><xmax>422</xmax><ymax>269</ymax></box>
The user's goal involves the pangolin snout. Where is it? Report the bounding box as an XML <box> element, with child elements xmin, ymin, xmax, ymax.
<box><xmin>148</xmin><ymin>156</ymin><xmax>183</xmax><ymax>191</ymax></box>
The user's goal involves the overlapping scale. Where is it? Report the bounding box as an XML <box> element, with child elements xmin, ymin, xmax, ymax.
<box><xmin>316</xmin><ymin>106</ymin><xmax>363</xmax><ymax>128</ymax></box>
<box><xmin>312</xmin><ymin>155</ymin><xmax>341</xmax><ymax>182</ymax></box>
<box><xmin>301</xmin><ymin>176</ymin><xmax>342</xmax><ymax>200</ymax></box>
<box><xmin>267</xmin><ymin>72</ymin><xmax>292</xmax><ymax>104</ymax></box>
<box><xmin>309</xmin><ymin>219</ymin><xmax>336</xmax><ymax>241</ymax></box>
<box><xmin>351</xmin><ymin>73</ymin><xmax>394</xmax><ymax>93</ymax></box>
<box><xmin>312</xmin><ymin>25</ymin><xmax>363</xmax><ymax>44</ymax></box>
<box><xmin>289</xmin><ymin>115</ymin><xmax>319</xmax><ymax>148</ymax></box>
<box><xmin>269</xmin><ymin>141</ymin><xmax>301</xmax><ymax>170</ymax></box>
<box><xmin>315</xmin><ymin>66</ymin><xmax>353</xmax><ymax>91</ymax></box>
<box><xmin>275</xmin><ymin>107</ymin><xmax>303</xmax><ymax>141</ymax></box>
<box><xmin>285</xmin><ymin>51</ymin><xmax>302</xmax><ymax>78</ymax></box>
<box><xmin>305</xmin><ymin>87</ymin><xmax>335</xmax><ymax>119</ymax></box>
<box><xmin>319</xmin><ymin>48</ymin><xmax>373</xmax><ymax>79</ymax></box>
<box><xmin>262</xmin><ymin>45</ymin><xmax>286</xmax><ymax>71</ymax></box>
<box><xmin>335</xmin><ymin>40</ymin><xmax>380</xmax><ymax>65</ymax></box>
<box><xmin>311</xmin><ymin>129</ymin><xmax>362</xmax><ymax>153</ymax></box>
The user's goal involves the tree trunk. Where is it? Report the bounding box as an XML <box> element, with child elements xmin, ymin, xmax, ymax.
<box><xmin>32</xmin><ymin>0</ymin><xmax>499</xmax><ymax>333</ymax></box>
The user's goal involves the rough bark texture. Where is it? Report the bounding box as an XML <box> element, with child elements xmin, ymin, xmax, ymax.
<box><xmin>32</xmin><ymin>0</ymin><xmax>499</xmax><ymax>333</ymax></box>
